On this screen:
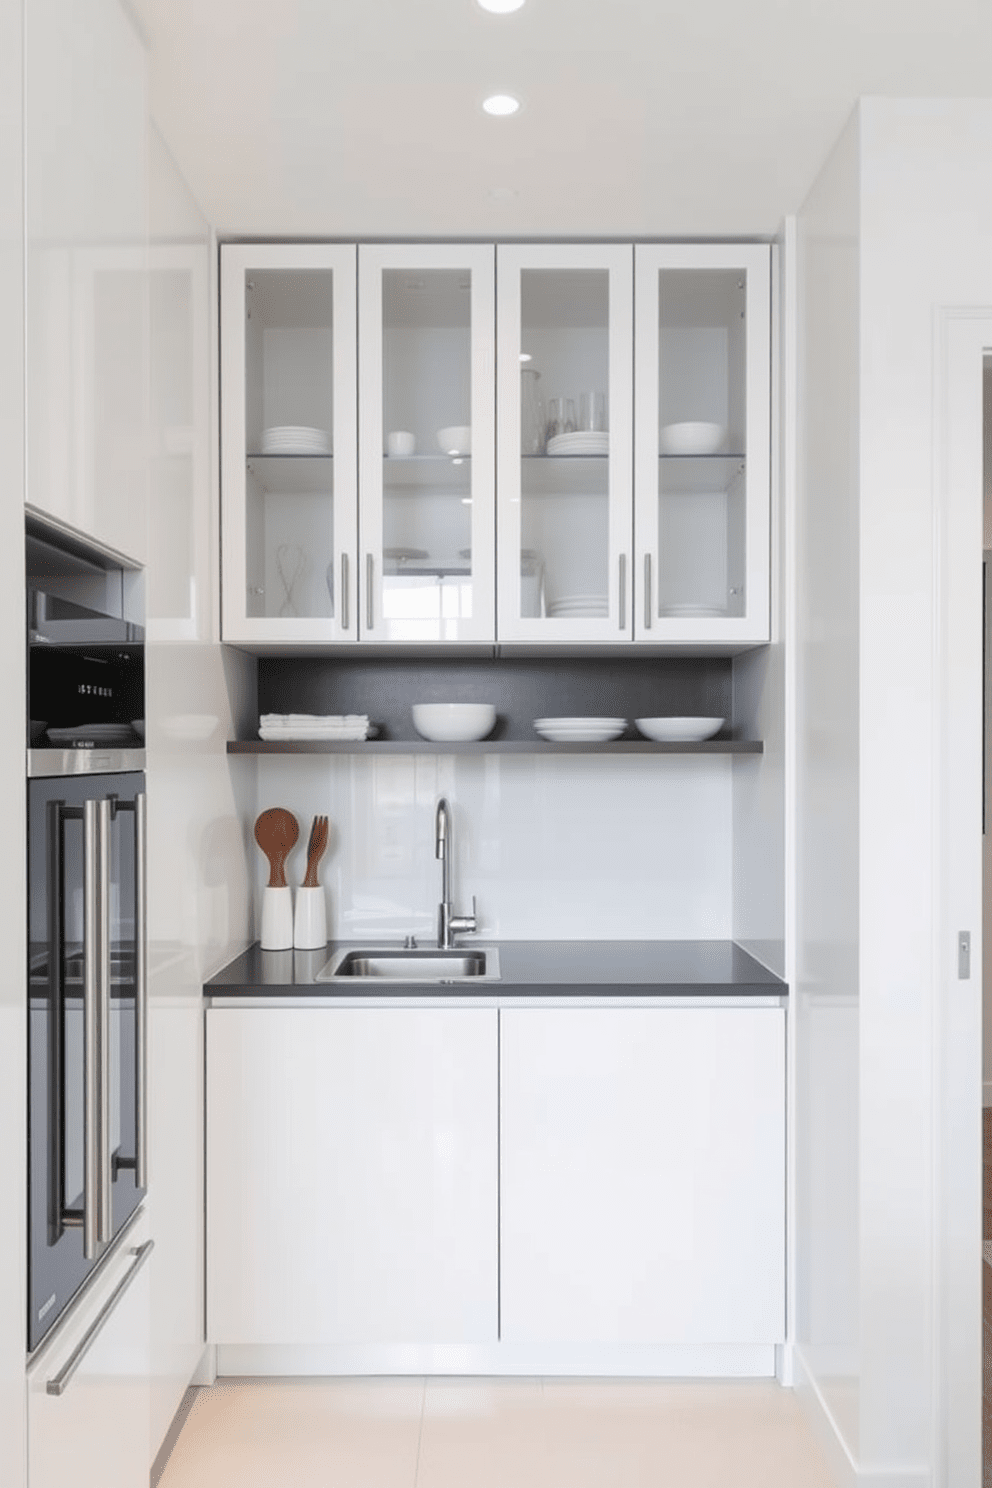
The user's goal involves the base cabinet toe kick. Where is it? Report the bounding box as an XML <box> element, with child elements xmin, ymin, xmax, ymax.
<box><xmin>205</xmin><ymin>1000</ymin><xmax>786</xmax><ymax>1376</ymax></box>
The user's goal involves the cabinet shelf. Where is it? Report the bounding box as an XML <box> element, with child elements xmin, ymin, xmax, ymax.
<box><xmin>522</xmin><ymin>454</ymin><xmax>610</xmax><ymax>496</ymax></box>
<box><xmin>246</xmin><ymin>455</ymin><xmax>334</xmax><ymax>496</ymax></box>
<box><xmin>657</xmin><ymin>455</ymin><xmax>746</xmax><ymax>495</ymax></box>
<box><xmin>382</xmin><ymin>455</ymin><xmax>473</xmax><ymax>491</ymax></box>
<box><xmin>227</xmin><ymin>738</ymin><xmax>762</xmax><ymax>756</ymax></box>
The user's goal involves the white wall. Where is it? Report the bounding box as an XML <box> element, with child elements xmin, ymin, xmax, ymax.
<box><xmin>0</xmin><ymin>0</ymin><xmax>26</xmax><ymax>1482</ymax></box>
<box><xmin>795</xmin><ymin>97</ymin><xmax>992</xmax><ymax>1484</ymax></box>
<box><xmin>249</xmin><ymin>753</ymin><xmax>733</xmax><ymax>943</ymax></box>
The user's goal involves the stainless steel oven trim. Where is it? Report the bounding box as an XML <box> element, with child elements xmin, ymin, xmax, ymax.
<box><xmin>45</xmin><ymin>1239</ymin><xmax>154</xmax><ymax>1396</ymax></box>
<box><xmin>29</xmin><ymin>749</ymin><xmax>146</xmax><ymax>779</ymax></box>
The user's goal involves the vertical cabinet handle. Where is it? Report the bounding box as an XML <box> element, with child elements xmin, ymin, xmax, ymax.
<box><xmin>618</xmin><ymin>554</ymin><xmax>627</xmax><ymax>630</ymax></box>
<box><xmin>96</xmin><ymin>799</ymin><xmax>112</xmax><ymax>1248</ymax></box>
<box><xmin>81</xmin><ymin>799</ymin><xmax>110</xmax><ymax>1260</ymax></box>
<box><xmin>366</xmin><ymin>554</ymin><xmax>374</xmax><ymax>631</ymax></box>
<box><xmin>134</xmin><ymin>793</ymin><xmax>148</xmax><ymax>1190</ymax></box>
<box><xmin>644</xmin><ymin>553</ymin><xmax>653</xmax><ymax>630</ymax></box>
<box><xmin>340</xmin><ymin>554</ymin><xmax>350</xmax><ymax>630</ymax></box>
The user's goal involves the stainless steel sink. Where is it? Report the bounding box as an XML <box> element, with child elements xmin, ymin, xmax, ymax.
<box><xmin>316</xmin><ymin>946</ymin><xmax>501</xmax><ymax>983</ymax></box>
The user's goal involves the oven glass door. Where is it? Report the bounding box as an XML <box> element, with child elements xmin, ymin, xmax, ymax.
<box><xmin>28</xmin><ymin>771</ymin><xmax>146</xmax><ymax>1351</ymax></box>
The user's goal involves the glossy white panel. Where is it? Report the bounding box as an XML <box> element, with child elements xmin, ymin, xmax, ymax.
<box><xmin>793</xmin><ymin>110</ymin><xmax>862</xmax><ymax>1463</ymax></box>
<box><xmin>856</xmin><ymin>99</ymin><xmax>992</xmax><ymax>1479</ymax></box>
<box><xmin>0</xmin><ymin>0</ymin><xmax>25</xmax><ymax>1484</ymax></box>
<box><xmin>27</xmin><ymin>1214</ymin><xmax>152</xmax><ymax>1488</ymax></box>
<box><xmin>500</xmin><ymin>1007</ymin><xmax>785</xmax><ymax>1345</ymax></box>
<box><xmin>145</xmin><ymin>126</ymin><xmax>254</xmax><ymax>1460</ymax></box>
<box><xmin>26</xmin><ymin>0</ymin><xmax>148</xmax><ymax>561</ymax></box>
<box><xmin>207</xmin><ymin>1007</ymin><xmax>498</xmax><ymax>1346</ymax></box>
<box><xmin>248</xmin><ymin>754</ymin><xmax>733</xmax><ymax>943</ymax></box>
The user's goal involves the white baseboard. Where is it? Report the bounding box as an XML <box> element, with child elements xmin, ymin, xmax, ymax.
<box><xmin>793</xmin><ymin>1347</ymin><xmax>931</xmax><ymax>1488</ymax></box>
<box><xmin>189</xmin><ymin>1344</ymin><xmax>217</xmax><ymax>1387</ymax></box>
<box><xmin>215</xmin><ymin>1341</ymin><xmax>778</xmax><ymax>1379</ymax></box>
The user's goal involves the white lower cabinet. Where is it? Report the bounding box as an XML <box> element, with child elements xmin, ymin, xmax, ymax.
<box><xmin>27</xmin><ymin>1213</ymin><xmax>153</xmax><ymax>1488</ymax></box>
<box><xmin>207</xmin><ymin>1007</ymin><xmax>498</xmax><ymax>1346</ymax></box>
<box><xmin>499</xmin><ymin>1006</ymin><xmax>785</xmax><ymax>1345</ymax></box>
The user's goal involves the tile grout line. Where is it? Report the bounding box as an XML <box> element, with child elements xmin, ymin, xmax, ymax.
<box><xmin>413</xmin><ymin>1375</ymin><xmax>427</xmax><ymax>1488</ymax></box>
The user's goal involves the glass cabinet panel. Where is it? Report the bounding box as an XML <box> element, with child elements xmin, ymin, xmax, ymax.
<box><xmin>220</xmin><ymin>245</ymin><xmax>357</xmax><ymax>643</ymax></box>
<box><xmin>359</xmin><ymin>246</ymin><xmax>495</xmax><ymax>645</ymax></box>
<box><xmin>635</xmin><ymin>244</ymin><xmax>770</xmax><ymax>644</ymax></box>
<box><xmin>497</xmin><ymin>246</ymin><xmax>633</xmax><ymax>643</ymax></box>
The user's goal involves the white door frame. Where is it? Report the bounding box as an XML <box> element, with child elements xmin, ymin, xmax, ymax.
<box><xmin>932</xmin><ymin>307</ymin><xmax>989</xmax><ymax>1487</ymax></box>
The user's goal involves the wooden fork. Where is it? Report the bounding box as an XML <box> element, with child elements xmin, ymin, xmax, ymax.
<box><xmin>302</xmin><ymin>814</ymin><xmax>329</xmax><ymax>888</ymax></box>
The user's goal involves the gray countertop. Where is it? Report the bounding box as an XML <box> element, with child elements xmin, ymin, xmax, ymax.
<box><xmin>204</xmin><ymin>939</ymin><xmax>786</xmax><ymax>1000</ymax></box>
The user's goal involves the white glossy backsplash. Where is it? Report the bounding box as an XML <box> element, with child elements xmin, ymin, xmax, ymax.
<box><xmin>251</xmin><ymin>753</ymin><xmax>733</xmax><ymax>942</ymax></box>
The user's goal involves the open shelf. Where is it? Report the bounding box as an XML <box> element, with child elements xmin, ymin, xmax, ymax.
<box><xmin>228</xmin><ymin>738</ymin><xmax>763</xmax><ymax>756</ymax></box>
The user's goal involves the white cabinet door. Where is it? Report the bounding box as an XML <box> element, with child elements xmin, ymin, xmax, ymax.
<box><xmin>500</xmin><ymin>1007</ymin><xmax>785</xmax><ymax>1345</ymax></box>
<box><xmin>358</xmin><ymin>244</ymin><xmax>496</xmax><ymax>644</ymax></box>
<box><xmin>220</xmin><ymin>244</ymin><xmax>359</xmax><ymax>644</ymax></box>
<box><xmin>26</xmin><ymin>0</ymin><xmax>148</xmax><ymax>563</ymax></box>
<box><xmin>27</xmin><ymin>1214</ymin><xmax>153</xmax><ymax>1488</ymax></box>
<box><xmin>207</xmin><ymin>1007</ymin><xmax>498</xmax><ymax>1345</ymax></box>
<box><xmin>496</xmin><ymin>245</ymin><xmax>635</xmax><ymax>644</ymax></box>
<box><xmin>634</xmin><ymin>244</ymin><xmax>771</xmax><ymax>646</ymax></box>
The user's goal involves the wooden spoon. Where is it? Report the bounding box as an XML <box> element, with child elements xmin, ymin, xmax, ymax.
<box><xmin>302</xmin><ymin>815</ymin><xmax>329</xmax><ymax>888</ymax></box>
<box><xmin>253</xmin><ymin>807</ymin><xmax>299</xmax><ymax>888</ymax></box>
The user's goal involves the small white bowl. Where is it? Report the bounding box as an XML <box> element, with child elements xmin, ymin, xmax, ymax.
<box><xmin>412</xmin><ymin>703</ymin><xmax>496</xmax><ymax>742</ymax></box>
<box><xmin>635</xmin><ymin>716</ymin><xmax>725</xmax><ymax>743</ymax></box>
<box><xmin>436</xmin><ymin>425</ymin><xmax>471</xmax><ymax>456</ymax></box>
<box><xmin>385</xmin><ymin>430</ymin><xmax>415</xmax><ymax>457</ymax></box>
<box><xmin>659</xmin><ymin>421</ymin><xmax>727</xmax><ymax>456</ymax></box>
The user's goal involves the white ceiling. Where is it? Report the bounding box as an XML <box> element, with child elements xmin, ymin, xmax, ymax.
<box><xmin>129</xmin><ymin>0</ymin><xmax>992</xmax><ymax>240</ymax></box>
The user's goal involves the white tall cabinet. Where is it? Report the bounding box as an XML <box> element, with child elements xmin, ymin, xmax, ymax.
<box><xmin>25</xmin><ymin>0</ymin><xmax>148</xmax><ymax>563</ymax></box>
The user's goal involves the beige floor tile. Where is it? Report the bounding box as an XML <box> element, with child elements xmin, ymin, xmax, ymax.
<box><xmin>158</xmin><ymin>1377</ymin><xmax>424</xmax><ymax>1488</ymax></box>
<box><xmin>418</xmin><ymin>1379</ymin><xmax>838</xmax><ymax>1488</ymax></box>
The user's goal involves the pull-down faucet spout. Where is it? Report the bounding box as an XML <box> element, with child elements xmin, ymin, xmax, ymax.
<box><xmin>434</xmin><ymin>797</ymin><xmax>477</xmax><ymax>950</ymax></box>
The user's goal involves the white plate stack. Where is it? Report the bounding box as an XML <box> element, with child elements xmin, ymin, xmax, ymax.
<box><xmin>547</xmin><ymin>593</ymin><xmax>609</xmax><ymax>619</ymax></box>
<box><xmin>259</xmin><ymin>713</ymin><xmax>374</xmax><ymax>742</ymax></box>
<box><xmin>533</xmin><ymin>716</ymin><xmax>627</xmax><ymax>743</ymax></box>
<box><xmin>260</xmin><ymin>425</ymin><xmax>331</xmax><ymax>455</ymax></box>
<box><xmin>546</xmin><ymin>431</ymin><xmax>609</xmax><ymax>456</ymax></box>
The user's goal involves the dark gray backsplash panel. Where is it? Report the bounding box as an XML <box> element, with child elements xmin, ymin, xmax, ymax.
<box><xmin>256</xmin><ymin>656</ymin><xmax>734</xmax><ymax>742</ymax></box>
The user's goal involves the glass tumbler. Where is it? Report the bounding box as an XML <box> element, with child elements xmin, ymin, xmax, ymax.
<box><xmin>521</xmin><ymin>367</ymin><xmax>545</xmax><ymax>454</ymax></box>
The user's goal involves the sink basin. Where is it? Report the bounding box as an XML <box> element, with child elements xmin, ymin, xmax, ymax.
<box><xmin>316</xmin><ymin>946</ymin><xmax>501</xmax><ymax>983</ymax></box>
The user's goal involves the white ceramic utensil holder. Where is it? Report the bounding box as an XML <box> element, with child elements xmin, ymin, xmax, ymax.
<box><xmin>260</xmin><ymin>885</ymin><xmax>293</xmax><ymax>950</ymax></box>
<box><xmin>293</xmin><ymin>886</ymin><xmax>327</xmax><ymax>949</ymax></box>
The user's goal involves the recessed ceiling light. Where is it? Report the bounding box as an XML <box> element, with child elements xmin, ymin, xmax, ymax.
<box><xmin>477</xmin><ymin>0</ymin><xmax>526</xmax><ymax>11</ymax></box>
<box><xmin>483</xmin><ymin>94</ymin><xmax>520</xmax><ymax>117</ymax></box>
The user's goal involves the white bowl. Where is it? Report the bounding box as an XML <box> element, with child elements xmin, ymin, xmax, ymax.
<box><xmin>436</xmin><ymin>425</ymin><xmax>471</xmax><ymax>456</ymax></box>
<box><xmin>412</xmin><ymin>703</ymin><xmax>496</xmax><ymax>742</ymax></box>
<box><xmin>635</xmin><ymin>716</ymin><xmax>725</xmax><ymax>743</ymax></box>
<box><xmin>659</xmin><ymin>421</ymin><xmax>727</xmax><ymax>456</ymax></box>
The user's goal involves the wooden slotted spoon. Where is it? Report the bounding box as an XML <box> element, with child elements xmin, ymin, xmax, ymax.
<box><xmin>302</xmin><ymin>815</ymin><xmax>329</xmax><ymax>887</ymax></box>
<box><xmin>253</xmin><ymin>807</ymin><xmax>299</xmax><ymax>888</ymax></box>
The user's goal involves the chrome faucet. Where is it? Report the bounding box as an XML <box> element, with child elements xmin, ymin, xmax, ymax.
<box><xmin>435</xmin><ymin>797</ymin><xmax>477</xmax><ymax>950</ymax></box>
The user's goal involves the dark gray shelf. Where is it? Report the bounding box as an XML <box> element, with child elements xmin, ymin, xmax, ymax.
<box><xmin>227</xmin><ymin>738</ymin><xmax>762</xmax><ymax>756</ymax></box>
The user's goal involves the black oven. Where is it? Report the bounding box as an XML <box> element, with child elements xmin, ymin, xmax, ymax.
<box><xmin>26</xmin><ymin>515</ymin><xmax>147</xmax><ymax>1351</ymax></box>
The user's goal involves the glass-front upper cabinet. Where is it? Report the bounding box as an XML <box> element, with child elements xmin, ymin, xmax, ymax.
<box><xmin>634</xmin><ymin>244</ymin><xmax>771</xmax><ymax>645</ymax></box>
<box><xmin>358</xmin><ymin>245</ymin><xmax>495</xmax><ymax>645</ymax></box>
<box><xmin>496</xmin><ymin>245</ymin><xmax>634</xmax><ymax>644</ymax></box>
<box><xmin>220</xmin><ymin>244</ymin><xmax>358</xmax><ymax>644</ymax></box>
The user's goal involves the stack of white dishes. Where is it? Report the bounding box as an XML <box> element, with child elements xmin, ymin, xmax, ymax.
<box><xmin>660</xmin><ymin>602</ymin><xmax>727</xmax><ymax>618</ymax></box>
<box><xmin>534</xmin><ymin>717</ymin><xmax>626</xmax><ymax>743</ymax></box>
<box><xmin>259</xmin><ymin>713</ymin><xmax>374</xmax><ymax>742</ymax></box>
<box><xmin>547</xmin><ymin>593</ymin><xmax>608</xmax><ymax>619</ymax></box>
<box><xmin>546</xmin><ymin>431</ymin><xmax>609</xmax><ymax>456</ymax></box>
<box><xmin>635</xmin><ymin>717</ymin><xmax>724</xmax><ymax>742</ymax></box>
<box><xmin>260</xmin><ymin>425</ymin><xmax>331</xmax><ymax>455</ymax></box>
